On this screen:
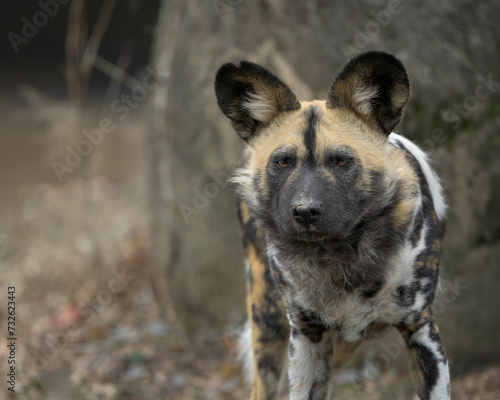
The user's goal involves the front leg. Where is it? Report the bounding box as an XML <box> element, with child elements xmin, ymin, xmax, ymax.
<box><xmin>399</xmin><ymin>320</ymin><xmax>451</xmax><ymax>400</ymax></box>
<box><xmin>288</xmin><ymin>315</ymin><xmax>333</xmax><ymax>400</ymax></box>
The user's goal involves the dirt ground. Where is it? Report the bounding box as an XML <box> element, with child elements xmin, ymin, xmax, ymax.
<box><xmin>1</xmin><ymin>96</ymin><xmax>499</xmax><ymax>400</ymax></box>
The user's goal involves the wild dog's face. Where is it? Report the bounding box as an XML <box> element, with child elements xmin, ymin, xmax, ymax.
<box><xmin>215</xmin><ymin>52</ymin><xmax>410</xmax><ymax>242</ymax></box>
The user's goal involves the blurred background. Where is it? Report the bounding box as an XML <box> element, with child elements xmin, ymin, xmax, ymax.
<box><xmin>0</xmin><ymin>1</ymin><xmax>499</xmax><ymax>399</ymax></box>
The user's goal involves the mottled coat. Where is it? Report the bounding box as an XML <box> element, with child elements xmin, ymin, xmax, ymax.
<box><xmin>215</xmin><ymin>52</ymin><xmax>450</xmax><ymax>400</ymax></box>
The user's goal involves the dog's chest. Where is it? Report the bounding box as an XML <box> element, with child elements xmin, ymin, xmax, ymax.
<box><xmin>319</xmin><ymin>287</ymin><xmax>409</xmax><ymax>342</ymax></box>
<box><xmin>270</xmin><ymin>239</ymin><xmax>423</xmax><ymax>342</ymax></box>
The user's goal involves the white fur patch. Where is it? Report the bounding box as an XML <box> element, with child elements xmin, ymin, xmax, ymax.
<box><xmin>230</xmin><ymin>165</ymin><xmax>259</xmax><ymax>212</ymax></box>
<box><xmin>288</xmin><ymin>333</ymin><xmax>331</xmax><ymax>400</ymax></box>
<box><xmin>430</xmin><ymin>359</ymin><xmax>451</xmax><ymax>400</ymax></box>
<box><xmin>411</xmin><ymin>324</ymin><xmax>451</xmax><ymax>400</ymax></box>
<box><xmin>389</xmin><ymin>133</ymin><xmax>447</xmax><ymax>221</ymax></box>
<box><xmin>237</xmin><ymin>321</ymin><xmax>254</xmax><ymax>385</ymax></box>
<box><xmin>241</xmin><ymin>91</ymin><xmax>276</xmax><ymax>123</ymax></box>
<box><xmin>352</xmin><ymin>84</ymin><xmax>379</xmax><ymax>115</ymax></box>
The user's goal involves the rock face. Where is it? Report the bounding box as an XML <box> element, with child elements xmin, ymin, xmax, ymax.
<box><xmin>154</xmin><ymin>0</ymin><xmax>500</xmax><ymax>369</ymax></box>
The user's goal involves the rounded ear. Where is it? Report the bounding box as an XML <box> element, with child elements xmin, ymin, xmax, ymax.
<box><xmin>214</xmin><ymin>61</ymin><xmax>300</xmax><ymax>141</ymax></box>
<box><xmin>327</xmin><ymin>51</ymin><xmax>410</xmax><ymax>135</ymax></box>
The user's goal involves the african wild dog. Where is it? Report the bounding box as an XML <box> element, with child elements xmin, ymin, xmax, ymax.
<box><xmin>214</xmin><ymin>51</ymin><xmax>450</xmax><ymax>400</ymax></box>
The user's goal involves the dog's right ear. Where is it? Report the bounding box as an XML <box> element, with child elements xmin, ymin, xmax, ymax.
<box><xmin>215</xmin><ymin>61</ymin><xmax>300</xmax><ymax>142</ymax></box>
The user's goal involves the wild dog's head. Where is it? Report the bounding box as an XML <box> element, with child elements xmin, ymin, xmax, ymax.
<box><xmin>215</xmin><ymin>52</ymin><xmax>411</xmax><ymax>243</ymax></box>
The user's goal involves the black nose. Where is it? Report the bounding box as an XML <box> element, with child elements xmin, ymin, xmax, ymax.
<box><xmin>292</xmin><ymin>203</ymin><xmax>322</xmax><ymax>225</ymax></box>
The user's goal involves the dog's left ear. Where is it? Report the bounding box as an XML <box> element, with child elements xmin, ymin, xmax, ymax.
<box><xmin>327</xmin><ymin>51</ymin><xmax>409</xmax><ymax>135</ymax></box>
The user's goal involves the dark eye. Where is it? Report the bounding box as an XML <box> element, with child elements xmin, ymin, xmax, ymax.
<box><xmin>277</xmin><ymin>159</ymin><xmax>289</xmax><ymax>168</ymax></box>
<box><xmin>337</xmin><ymin>159</ymin><xmax>349</xmax><ymax>167</ymax></box>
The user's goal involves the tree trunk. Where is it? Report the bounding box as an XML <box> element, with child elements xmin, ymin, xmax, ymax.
<box><xmin>148</xmin><ymin>0</ymin><xmax>185</xmax><ymax>324</ymax></box>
